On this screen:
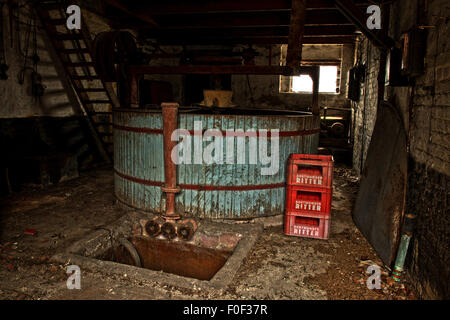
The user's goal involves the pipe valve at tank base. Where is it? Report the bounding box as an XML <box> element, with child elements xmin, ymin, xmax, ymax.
<box><xmin>138</xmin><ymin>216</ymin><xmax>198</xmax><ymax>242</ymax></box>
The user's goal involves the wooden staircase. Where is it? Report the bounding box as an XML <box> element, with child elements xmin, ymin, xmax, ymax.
<box><xmin>35</xmin><ymin>0</ymin><xmax>119</xmax><ymax>163</ymax></box>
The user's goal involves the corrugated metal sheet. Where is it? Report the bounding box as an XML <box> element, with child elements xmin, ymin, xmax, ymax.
<box><xmin>114</xmin><ymin>109</ymin><xmax>319</xmax><ymax>219</ymax></box>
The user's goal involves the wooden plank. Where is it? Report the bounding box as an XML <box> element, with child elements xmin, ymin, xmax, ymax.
<box><xmin>286</xmin><ymin>0</ymin><xmax>307</xmax><ymax>68</ymax></box>
<box><xmin>151</xmin><ymin>11</ymin><xmax>350</xmax><ymax>29</ymax></box>
<box><xmin>128</xmin><ymin>65</ymin><xmax>301</xmax><ymax>75</ymax></box>
<box><xmin>141</xmin><ymin>25</ymin><xmax>356</xmax><ymax>39</ymax></box>
<box><xmin>353</xmin><ymin>102</ymin><xmax>408</xmax><ymax>266</ymax></box>
<box><xmin>103</xmin><ymin>0</ymin><xmax>370</xmax><ymax>15</ymax></box>
<box><xmin>156</xmin><ymin>35</ymin><xmax>355</xmax><ymax>45</ymax></box>
<box><xmin>105</xmin><ymin>0</ymin><xmax>158</xmax><ymax>27</ymax></box>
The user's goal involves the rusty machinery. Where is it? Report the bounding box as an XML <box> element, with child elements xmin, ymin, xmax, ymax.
<box><xmin>93</xmin><ymin>31</ymin><xmax>148</xmax><ymax>106</ymax></box>
<box><xmin>139</xmin><ymin>103</ymin><xmax>198</xmax><ymax>241</ymax></box>
<box><xmin>93</xmin><ymin>32</ymin><xmax>198</xmax><ymax>241</ymax></box>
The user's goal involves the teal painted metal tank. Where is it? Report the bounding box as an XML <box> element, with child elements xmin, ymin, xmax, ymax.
<box><xmin>114</xmin><ymin>108</ymin><xmax>319</xmax><ymax>219</ymax></box>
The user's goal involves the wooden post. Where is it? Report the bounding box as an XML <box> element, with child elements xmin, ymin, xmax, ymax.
<box><xmin>129</xmin><ymin>73</ymin><xmax>140</xmax><ymax>108</ymax></box>
<box><xmin>311</xmin><ymin>66</ymin><xmax>320</xmax><ymax>116</ymax></box>
<box><xmin>286</xmin><ymin>0</ymin><xmax>307</xmax><ymax>71</ymax></box>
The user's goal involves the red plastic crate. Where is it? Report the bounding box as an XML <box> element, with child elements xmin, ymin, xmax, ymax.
<box><xmin>284</xmin><ymin>213</ymin><xmax>330</xmax><ymax>240</ymax></box>
<box><xmin>287</xmin><ymin>154</ymin><xmax>334</xmax><ymax>189</ymax></box>
<box><xmin>285</xmin><ymin>185</ymin><xmax>332</xmax><ymax>218</ymax></box>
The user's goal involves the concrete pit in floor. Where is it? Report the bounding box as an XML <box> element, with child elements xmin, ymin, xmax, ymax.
<box><xmin>51</xmin><ymin>211</ymin><xmax>263</xmax><ymax>290</ymax></box>
<box><xmin>100</xmin><ymin>235</ymin><xmax>235</xmax><ymax>281</ymax></box>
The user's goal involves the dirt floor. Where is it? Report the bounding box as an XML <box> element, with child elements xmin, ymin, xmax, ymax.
<box><xmin>0</xmin><ymin>165</ymin><xmax>417</xmax><ymax>300</ymax></box>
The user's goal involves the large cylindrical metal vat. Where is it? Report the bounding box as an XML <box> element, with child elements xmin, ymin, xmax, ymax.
<box><xmin>114</xmin><ymin>108</ymin><xmax>319</xmax><ymax>219</ymax></box>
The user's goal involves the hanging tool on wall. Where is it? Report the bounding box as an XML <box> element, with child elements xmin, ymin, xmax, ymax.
<box><xmin>17</xmin><ymin>7</ymin><xmax>44</xmax><ymax>98</ymax></box>
<box><xmin>7</xmin><ymin>0</ymin><xmax>15</xmax><ymax>48</ymax></box>
<box><xmin>0</xmin><ymin>1</ymin><xmax>9</xmax><ymax>79</ymax></box>
<box><xmin>30</xmin><ymin>12</ymin><xmax>43</xmax><ymax>97</ymax></box>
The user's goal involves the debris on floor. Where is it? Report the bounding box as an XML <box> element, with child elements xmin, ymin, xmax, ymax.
<box><xmin>0</xmin><ymin>166</ymin><xmax>416</xmax><ymax>300</ymax></box>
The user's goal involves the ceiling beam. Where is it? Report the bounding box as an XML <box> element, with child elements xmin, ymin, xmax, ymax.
<box><xmin>103</xmin><ymin>0</ymin><xmax>371</xmax><ymax>15</ymax></box>
<box><xmin>152</xmin><ymin>11</ymin><xmax>351</xmax><ymax>29</ymax></box>
<box><xmin>128</xmin><ymin>65</ymin><xmax>319</xmax><ymax>75</ymax></box>
<box><xmin>139</xmin><ymin>25</ymin><xmax>356</xmax><ymax>39</ymax></box>
<box><xmin>105</xmin><ymin>0</ymin><xmax>158</xmax><ymax>28</ymax></box>
<box><xmin>108</xmin><ymin>11</ymin><xmax>353</xmax><ymax>30</ymax></box>
<box><xmin>155</xmin><ymin>36</ymin><xmax>356</xmax><ymax>45</ymax></box>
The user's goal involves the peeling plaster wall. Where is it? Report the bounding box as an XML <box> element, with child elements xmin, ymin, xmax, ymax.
<box><xmin>231</xmin><ymin>44</ymin><xmax>354</xmax><ymax>110</ymax></box>
<box><xmin>0</xmin><ymin>7</ymin><xmax>113</xmax><ymax>192</ymax></box>
<box><xmin>0</xmin><ymin>5</ymin><xmax>76</xmax><ymax>118</ymax></box>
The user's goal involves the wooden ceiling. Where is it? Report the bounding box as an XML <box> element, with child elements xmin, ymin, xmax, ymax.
<box><xmin>95</xmin><ymin>0</ymin><xmax>379</xmax><ymax>46</ymax></box>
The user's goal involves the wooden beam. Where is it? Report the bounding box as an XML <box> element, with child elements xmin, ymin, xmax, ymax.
<box><xmin>128</xmin><ymin>64</ymin><xmax>320</xmax><ymax>106</ymax></box>
<box><xmin>127</xmin><ymin>65</ymin><xmax>326</xmax><ymax>76</ymax></box>
<box><xmin>155</xmin><ymin>35</ymin><xmax>355</xmax><ymax>45</ymax></box>
<box><xmin>103</xmin><ymin>0</ymin><xmax>371</xmax><ymax>15</ymax></box>
<box><xmin>286</xmin><ymin>0</ymin><xmax>307</xmax><ymax>68</ymax></box>
<box><xmin>105</xmin><ymin>0</ymin><xmax>158</xmax><ymax>28</ymax></box>
<box><xmin>151</xmin><ymin>11</ymin><xmax>351</xmax><ymax>29</ymax></box>
<box><xmin>310</xmin><ymin>66</ymin><xmax>320</xmax><ymax>116</ymax></box>
<box><xmin>140</xmin><ymin>25</ymin><xmax>356</xmax><ymax>39</ymax></box>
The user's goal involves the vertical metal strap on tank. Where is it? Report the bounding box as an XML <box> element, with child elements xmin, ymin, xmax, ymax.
<box><xmin>161</xmin><ymin>102</ymin><xmax>181</xmax><ymax>221</ymax></box>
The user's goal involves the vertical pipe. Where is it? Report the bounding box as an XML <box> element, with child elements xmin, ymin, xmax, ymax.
<box><xmin>161</xmin><ymin>102</ymin><xmax>181</xmax><ymax>221</ymax></box>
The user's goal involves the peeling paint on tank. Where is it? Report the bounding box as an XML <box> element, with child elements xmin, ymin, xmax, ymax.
<box><xmin>114</xmin><ymin>109</ymin><xmax>319</xmax><ymax>219</ymax></box>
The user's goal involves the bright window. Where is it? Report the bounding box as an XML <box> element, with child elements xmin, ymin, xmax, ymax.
<box><xmin>291</xmin><ymin>66</ymin><xmax>339</xmax><ymax>93</ymax></box>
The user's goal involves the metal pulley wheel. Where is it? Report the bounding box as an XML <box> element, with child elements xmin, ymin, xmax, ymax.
<box><xmin>93</xmin><ymin>31</ymin><xmax>138</xmax><ymax>81</ymax></box>
<box><xmin>330</xmin><ymin>122</ymin><xmax>346</xmax><ymax>138</ymax></box>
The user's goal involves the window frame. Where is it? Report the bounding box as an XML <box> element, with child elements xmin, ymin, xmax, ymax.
<box><xmin>280</xmin><ymin>63</ymin><xmax>342</xmax><ymax>95</ymax></box>
<box><xmin>279</xmin><ymin>44</ymin><xmax>343</xmax><ymax>95</ymax></box>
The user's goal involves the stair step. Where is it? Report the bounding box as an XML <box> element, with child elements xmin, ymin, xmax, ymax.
<box><xmin>88</xmin><ymin>111</ymin><xmax>112</xmax><ymax>115</ymax></box>
<box><xmin>68</xmin><ymin>62</ymin><xmax>94</xmax><ymax>67</ymax></box>
<box><xmin>72</xmin><ymin>75</ymin><xmax>100</xmax><ymax>80</ymax></box>
<box><xmin>84</xmin><ymin>100</ymin><xmax>111</xmax><ymax>104</ymax></box>
<box><xmin>79</xmin><ymin>88</ymin><xmax>107</xmax><ymax>93</ymax></box>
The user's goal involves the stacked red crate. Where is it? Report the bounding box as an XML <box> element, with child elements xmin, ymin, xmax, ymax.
<box><xmin>284</xmin><ymin>154</ymin><xmax>334</xmax><ymax>240</ymax></box>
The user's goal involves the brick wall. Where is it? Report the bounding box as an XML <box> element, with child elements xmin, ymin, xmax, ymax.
<box><xmin>403</xmin><ymin>0</ymin><xmax>450</xmax><ymax>299</ymax></box>
<box><xmin>352</xmin><ymin>0</ymin><xmax>450</xmax><ymax>299</ymax></box>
